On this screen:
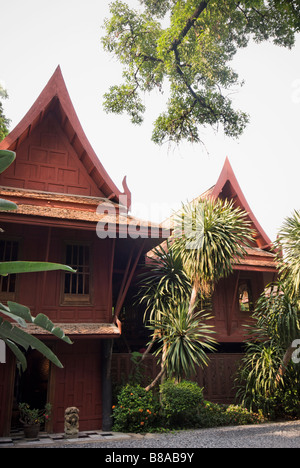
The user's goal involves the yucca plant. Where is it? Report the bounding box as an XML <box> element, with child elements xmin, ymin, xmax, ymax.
<box><xmin>172</xmin><ymin>197</ymin><xmax>255</xmax><ymax>315</ymax></box>
<box><xmin>137</xmin><ymin>197</ymin><xmax>254</xmax><ymax>389</ymax></box>
<box><xmin>235</xmin><ymin>342</ymin><xmax>283</xmax><ymax>414</ymax></box>
<box><xmin>136</xmin><ymin>241</ymin><xmax>191</xmax><ymax>381</ymax></box>
<box><xmin>235</xmin><ymin>281</ymin><xmax>300</xmax><ymax>414</ymax></box>
<box><xmin>137</xmin><ymin>241</ymin><xmax>191</xmax><ymax>323</ymax></box>
<box><xmin>148</xmin><ymin>301</ymin><xmax>216</xmax><ymax>384</ymax></box>
<box><xmin>275</xmin><ymin>210</ymin><xmax>300</xmax><ymax>304</ymax></box>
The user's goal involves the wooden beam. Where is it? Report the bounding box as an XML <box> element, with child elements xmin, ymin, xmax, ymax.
<box><xmin>114</xmin><ymin>244</ymin><xmax>135</xmax><ymax>317</ymax></box>
<box><xmin>108</xmin><ymin>238</ymin><xmax>116</xmax><ymax>317</ymax></box>
<box><xmin>113</xmin><ymin>240</ymin><xmax>146</xmax><ymax>322</ymax></box>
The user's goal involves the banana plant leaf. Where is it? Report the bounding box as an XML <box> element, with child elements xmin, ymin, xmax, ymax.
<box><xmin>0</xmin><ymin>318</ymin><xmax>65</xmax><ymax>369</ymax></box>
<box><xmin>0</xmin><ymin>301</ymin><xmax>72</xmax><ymax>344</ymax></box>
<box><xmin>0</xmin><ymin>150</ymin><xmax>18</xmax><ymax>211</ymax></box>
<box><xmin>0</xmin><ymin>150</ymin><xmax>16</xmax><ymax>174</ymax></box>
<box><xmin>0</xmin><ymin>198</ymin><xmax>18</xmax><ymax>211</ymax></box>
<box><xmin>0</xmin><ymin>261</ymin><xmax>76</xmax><ymax>276</ymax></box>
<box><xmin>3</xmin><ymin>339</ymin><xmax>27</xmax><ymax>371</ymax></box>
<box><xmin>0</xmin><ymin>302</ymin><xmax>73</xmax><ymax>371</ymax></box>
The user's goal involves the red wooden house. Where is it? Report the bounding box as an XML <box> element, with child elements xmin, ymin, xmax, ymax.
<box><xmin>184</xmin><ymin>159</ymin><xmax>278</xmax><ymax>401</ymax></box>
<box><xmin>112</xmin><ymin>158</ymin><xmax>278</xmax><ymax>403</ymax></box>
<box><xmin>0</xmin><ymin>66</ymin><xmax>168</xmax><ymax>436</ymax></box>
<box><xmin>184</xmin><ymin>157</ymin><xmax>278</xmax><ymax>341</ymax></box>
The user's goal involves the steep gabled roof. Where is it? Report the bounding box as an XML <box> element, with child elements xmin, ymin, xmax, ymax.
<box><xmin>158</xmin><ymin>157</ymin><xmax>276</xmax><ymax>271</ymax></box>
<box><xmin>172</xmin><ymin>157</ymin><xmax>272</xmax><ymax>250</ymax></box>
<box><xmin>209</xmin><ymin>157</ymin><xmax>272</xmax><ymax>249</ymax></box>
<box><xmin>0</xmin><ymin>66</ymin><xmax>131</xmax><ymax>209</ymax></box>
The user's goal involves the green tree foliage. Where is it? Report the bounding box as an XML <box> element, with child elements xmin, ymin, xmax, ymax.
<box><xmin>102</xmin><ymin>0</ymin><xmax>299</xmax><ymax>145</ymax></box>
<box><xmin>0</xmin><ymin>150</ymin><xmax>75</xmax><ymax>370</ymax></box>
<box><xmin>0</xmin><ymin>85</ymin><xmax>10</xmax><ymax>141</ymax></box>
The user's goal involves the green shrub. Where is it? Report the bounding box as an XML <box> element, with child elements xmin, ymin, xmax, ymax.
<box><xmin>112</xmin><ymin>381</ymin><xmax>265</xmax><ymax>433</ymax></box>
<box><xmin>160</xmin><ymin>379</ymin><xmax>204</xmax><ymax>427</ymax></box>
<box><xmin>224</xmin><ymin>405</ymin><xmax>264</xmax><ymax>425</ymax></box>
<box><xmin>197</xmin><ymin>401</ymin><xmax>264</xmax><ymax>428</ymax></box>
<box><xmin>112</xmin><ymin>384</ymin><xmax>159</xmax><ymax>433</ymax></box>
<box><xmin>197</xmin><ymin>401</ymin><xmax>229</xmax><ymax>427</ymax></box>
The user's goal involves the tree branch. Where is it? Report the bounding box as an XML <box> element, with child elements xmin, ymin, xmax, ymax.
<box><xmin>169</xmin><ymin>1</ymin><xmax>209</xmax><ymax>51</ymax></box>
<box><xmin>275</xmin><ymin>342</ymin><xmax>297</xmax><ymax>384</ymax></box>
<box><xmin>144</xmin><ymin>367</ymin><xmax>165</xmax><ymax>391</ymax></box>
<box><xmin>173</xmin><ymin>46</ymin><xmax>218</xmax><ymax>119</ymax></box>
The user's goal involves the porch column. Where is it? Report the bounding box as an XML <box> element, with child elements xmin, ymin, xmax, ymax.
<box><xmin>101</xmin><ymin>339</ymin><xmax>113</xmax><ymax>431</ymax></box>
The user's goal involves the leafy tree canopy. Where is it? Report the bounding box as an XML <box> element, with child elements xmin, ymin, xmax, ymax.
<box><xmin>0</xmin><ymin>84</ymin><xmax>10</xmax><ymax>142</ymax></box>
<box><xmin>102</xmin><ymin>0</ymin><xmax>299</xmax><ymax>145</ymax></box>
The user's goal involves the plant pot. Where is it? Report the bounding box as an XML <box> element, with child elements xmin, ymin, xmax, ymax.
<box><xmin>23</xmin><ymin>423</ymin><xmax>40</xmax><ymax>439</ymax></box>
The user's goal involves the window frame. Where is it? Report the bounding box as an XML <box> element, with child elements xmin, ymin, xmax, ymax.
<box><xmin>60</xmin><ymin>241</ymin><xmax>93</xmax><ymax>306</ymax></box>
<box><xmin>237</xmin><ymin>278</ymin><xmax>254</xmax><ymax>313</ymax></box>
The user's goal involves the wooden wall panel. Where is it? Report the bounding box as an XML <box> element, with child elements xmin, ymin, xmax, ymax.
<box><xmin>195</xmin><ymin>354</ymin><xmax>244</xmax><ymax>403</ymax></box>
<box><xmin>0</xmin><ymin>223</ymin><xmax>112</xmax><ymax>323</ymax></box>
<box><xmin>0</xmin><ymin>349</ymin><xmax>15</xmax><ymax>436</ymax></box>
<box><xmin>0</xmin><ymin>112</ymin><xmax>104</xmax><ymax>198</ymax></box>
<box><xmin>111</xmin><ymin>353</ymin><xmax>244</xmax><ymax>404</ymax></box>
<box><xmin>51</xmin><ymin>340</ymin><xmax>102</xmax><ymax>432</ymax></box>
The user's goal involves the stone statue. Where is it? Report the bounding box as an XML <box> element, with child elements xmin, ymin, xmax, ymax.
<box><xmin>64</xmin><ymin>406</ymin><xmax>79</xmax><ymax>438</ymax></box>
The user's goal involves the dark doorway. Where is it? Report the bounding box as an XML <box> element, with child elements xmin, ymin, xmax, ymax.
<box><xmin>11</xmin><ymin>349</ymin><xmax>50</xmax><ymax>430</ymax></box>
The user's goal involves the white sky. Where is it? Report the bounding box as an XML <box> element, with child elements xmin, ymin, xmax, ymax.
<box><xmin>1</xmin><ymin>0</ymin><xmax>299</xmax><ymax>242</ymax></box>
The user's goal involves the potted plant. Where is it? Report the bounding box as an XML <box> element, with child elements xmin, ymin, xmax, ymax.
<box><xmin>19</xmin><ymin>402</ymin><xmax>51</xmax><ymax>438</ymax></box>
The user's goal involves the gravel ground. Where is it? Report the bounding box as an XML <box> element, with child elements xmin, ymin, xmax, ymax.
<box><xmin>33</xmin><ymin>420</ymin><xmax>300</xmax><ymax>449</ymax></box>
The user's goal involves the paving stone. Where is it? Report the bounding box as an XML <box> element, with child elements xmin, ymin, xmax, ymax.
<box><xmin>0</xmin><ymin>438</ymin><xmax>13</xmax><ymax>444</ymax></box>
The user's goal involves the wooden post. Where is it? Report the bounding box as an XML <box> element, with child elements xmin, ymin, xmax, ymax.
<box><xmin>101</xmin><ymin>339</ymin><xmax>113</xmax><ymax>431</ymax></box>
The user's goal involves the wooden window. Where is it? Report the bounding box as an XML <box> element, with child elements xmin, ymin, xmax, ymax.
<box><xmin>0</xmin><ymin>239</ymin><xmax>19</xmax><ymax>301</ymax></box>
<box><xmin>62</xmin><ymin>243</ymin><xmax>92</xmax><ymax>305</ymax></box>
<box><xmin>238</xmin><ymin>280</ymin><xmax>253</xmax><ymax>312</ymax></box>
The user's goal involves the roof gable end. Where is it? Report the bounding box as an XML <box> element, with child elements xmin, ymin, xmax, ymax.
<box><xmin>211</xmin><ymin>157</ymin><xmax>272</xmax><ymax>249</ymax></box>
<box><xmin>0</xmin><ymin>66</ymin><xmax>131</xmax><ymax>208</ymax></box>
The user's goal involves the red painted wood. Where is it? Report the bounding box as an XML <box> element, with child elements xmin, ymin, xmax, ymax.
<box><xmin>0</xmin><ymin>223</ymin><xmax>112</xmax><ymax>324</ymax></box>
<box><xmin>0</xmin><ymin>349</ymin><xmax>15</xmax><ymax>436</ymax></box>
<box><xmin>52</xmin><ymin>340</ymin><xmax>102</xmax><ymax>433</ymax></box>
<box><xmin>0</xmin><ymin>66</ymin><xmax>131</xmax><ymax>208</ymax></box>
<box><xmin>0</xmin><ymin>113</ymin><xmax>103</xmax><ymax>197</ymax></box>
<box><xmin>210</xmin><ymin>157</ymin><xmax>272</xmax><ymax>250</ymax></box>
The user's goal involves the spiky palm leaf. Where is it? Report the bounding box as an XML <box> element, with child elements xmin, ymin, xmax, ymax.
<box><xmin>235</xmin><ymin>281</ymin><xmax>300</xmax><ymax>413</ymax></box>
<box><xmin>148</xmin><ymin>301</ymin><xmax>216</xmax><ymax>380</ymax></box>
<box><xmin>137</xmin><ymin>240</ymin><xmax>191</xmax><ymax>322</ymax></box>
<box><xmin>275</xmin><ymin>210</ymin><xmax>300</xmax><ymax>303</ymax></box>
<box><xmin>172</xmin><ymin>197</ymin><xmax>254</xmax><ymax>312</ymax></box>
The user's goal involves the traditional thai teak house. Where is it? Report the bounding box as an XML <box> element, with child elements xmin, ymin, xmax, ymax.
<box><xmin>0</xmin><ymin>66</ymin><xmax>168</xmax><ymax>436</ymax></box>
<box><xmin>112</xmin><ymin>158</ymin><xmax>278</xmax><ymax>404</ymax></box>
<box><xmin>185</xmin><ymin>159</ymin><xmax>278</xmax><ymax>401</ymax></box>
